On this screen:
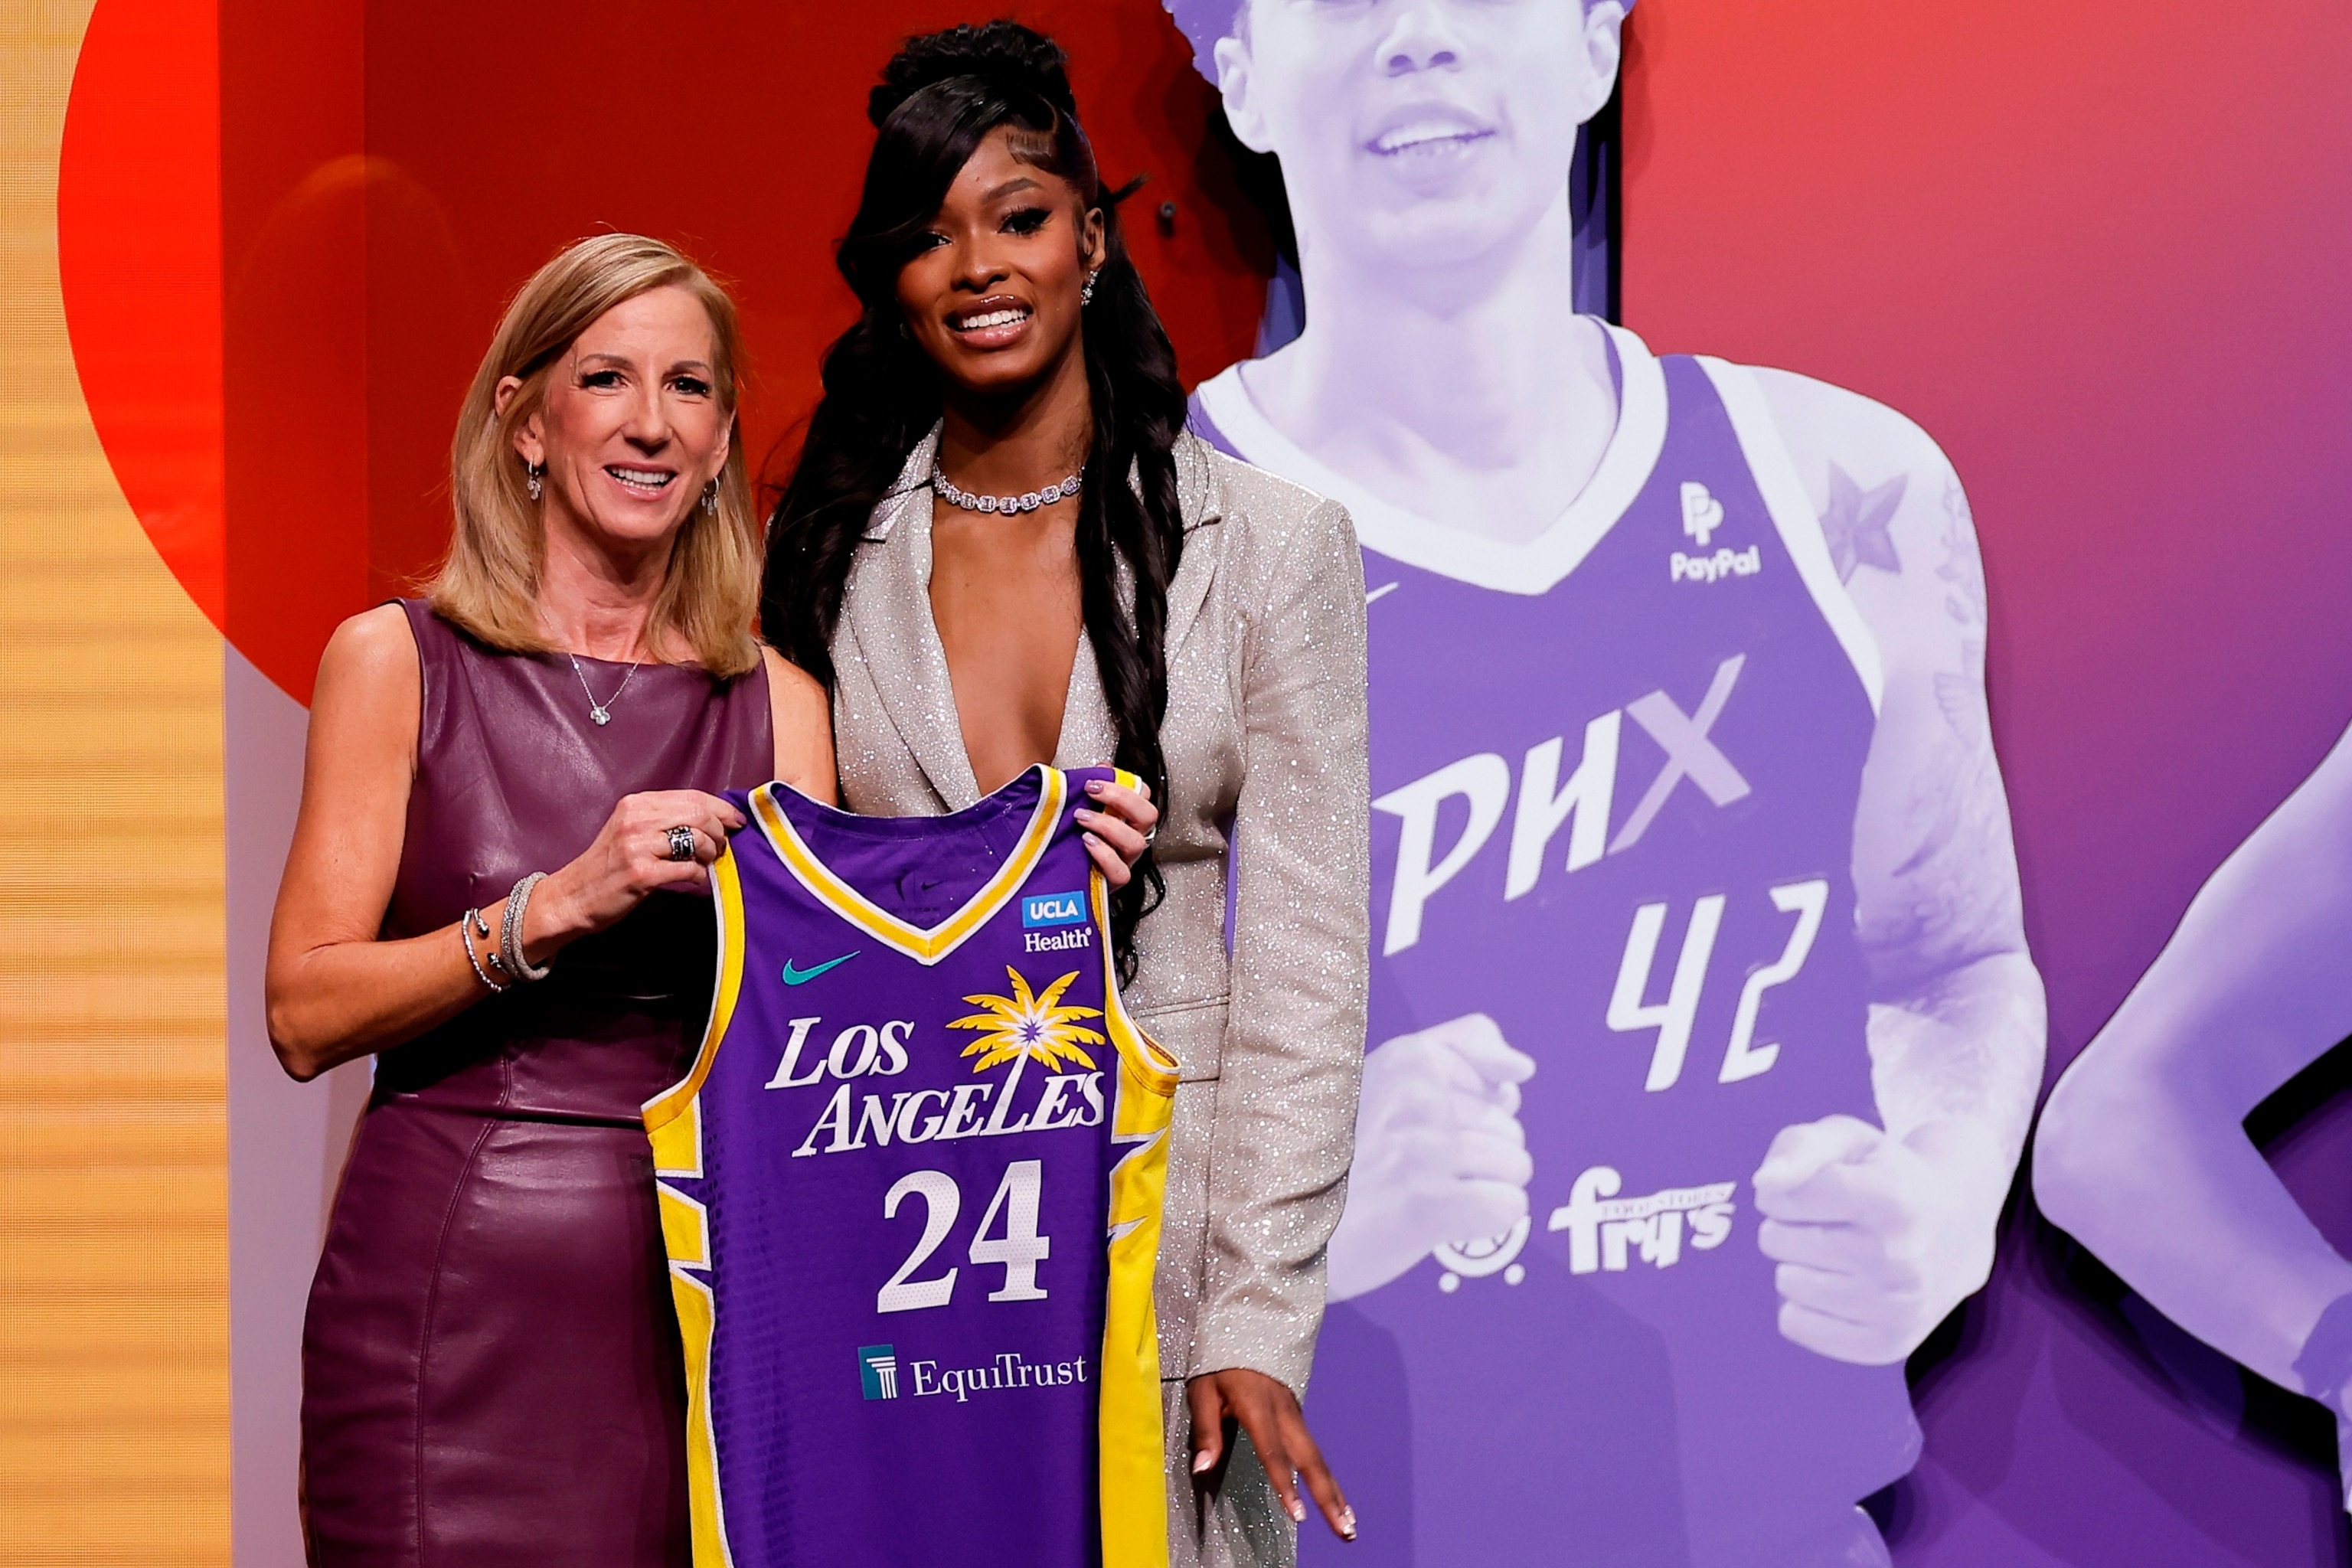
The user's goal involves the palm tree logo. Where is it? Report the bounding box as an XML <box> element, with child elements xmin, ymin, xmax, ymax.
<box><xmin>949</xmin><ymin>967</ymin><xmax>1104</xmax><ymax>1074</ymax></box>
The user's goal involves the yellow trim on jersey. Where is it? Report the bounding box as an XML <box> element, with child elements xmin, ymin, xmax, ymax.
<box><xmin>663</xmin><ymin>1204</ymin><xmax>735</xmax><ymax>1568</ymax></box>
<box><xmin>747</xmin><ymin>765</ymin><xmax>1067</xmax><ymax>966</ymax></box>
<box><xmin>1090</xmin><ymin>866</ymin><xmax>1178</xmax><ymax>1568</ymax></box>
<box><xmin>640</xmin><ymin>847</ymin><xmax>747</xmax><ymax>1566</ymax></box>
<box><xmin>644</xmin><ymin>847</ymin><xmax>748</xmax><ymax>1148</ymax></box>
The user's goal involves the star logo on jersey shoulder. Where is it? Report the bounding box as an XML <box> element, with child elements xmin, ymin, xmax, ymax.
<box><xmin>1821</xmin><ymin>465</ymin><xmax>1906</xmax><ymax>583</ymax></box>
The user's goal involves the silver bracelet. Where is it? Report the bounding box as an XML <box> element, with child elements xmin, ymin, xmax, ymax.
<box><xmin>459</xmin><ymin>909</ymin><xmax>507</xmax><ymax>993</ymax></box>
<box><xmin>499</xmin><ymin>873</ymin><xmax>553</xmax><ymax>983</ymax></box>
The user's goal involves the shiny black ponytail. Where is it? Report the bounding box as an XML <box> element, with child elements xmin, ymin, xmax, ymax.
<box><xmin>762</xmin><ymin>21</ymin><xmax>1187</xmax><ymax>983</ymax></box>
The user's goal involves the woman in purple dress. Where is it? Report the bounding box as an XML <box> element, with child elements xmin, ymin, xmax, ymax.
<box><xmin>264</xmin><ymin>231</ymin><xmax>1163</xmax><ymax>1566</ymax></box>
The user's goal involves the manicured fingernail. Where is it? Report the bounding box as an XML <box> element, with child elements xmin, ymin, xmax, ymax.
<box><xmin>1289</xmin><ymin>1498</ymin><xmax>1308</xmax><ymax>1524</ymax></box>
<box><xmin>1192</xmin><ymin>1451</ymin><xmax>1216</xmax><ymax>1475</ymax></box>
<box><xmin>1083</xmin><ymin>832</ymin><xmax>1104</xmax><ymax>848</ymax></box>
<box><xmin>1086</xmin><ymin>779</ymin><xmax>1106</xmax><ymax>795</ymax></box>
<box><xmin>1340</xmin><ymin>1508</ymin><xmax>1357</xmax><ymax>1540</ymax></box>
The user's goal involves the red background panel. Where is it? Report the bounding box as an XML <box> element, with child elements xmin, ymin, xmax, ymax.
<box><xmin>1624</xmin><ymin>3</ymin><xmax>2352</xmax><ymax>1561</ymax></box>
<box><xmin>69</xmin><ymin>0</ymin><xmax>1274</xmax><ymax>704</ymax></box>
<box><xmin>57</xmin><ymin>0</ymin><xmax>224</xmax><ymax>625</ymax></box>
<box><xmin>279</xmin><ymin>1</ymin><xmax>1268</xmax><ymax>702</ymax></box>
<box><xmin>1624</xmin><ymin>1</ymin><xmax>2352</xmax><ymax>1056</ymax></box>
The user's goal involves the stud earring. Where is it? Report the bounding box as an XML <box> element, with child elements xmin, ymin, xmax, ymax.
<box><xmin>525</xmin><ymin>462</ymin><xmax>544</xmax><ymax>502</ymax></box>
<box><xmin>1080</xmin><ymin>270</ymin><xmax>1099</xmax><ymax>306</ymax></box>
<box><xmin>701</xmin><ymin>480</ymin><xmax>719</xmax><ymax>516</ymax></box>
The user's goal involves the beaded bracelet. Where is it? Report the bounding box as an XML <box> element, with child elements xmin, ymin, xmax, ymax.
<box><xmin>459</xmin><ymin>908</ymin><xmax>507</xmax><ymax>993</ymax></box>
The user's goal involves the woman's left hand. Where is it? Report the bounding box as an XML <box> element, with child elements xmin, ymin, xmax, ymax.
<box><xmin>1187</xmin><ymin>1367</ymin><xmax>1356</xmax><ymax>1542</ymax></box>
<box><xmin>1076</xmin><ymin>775</ymin><xmax>1158</xmax><ymax>887</ymax></box>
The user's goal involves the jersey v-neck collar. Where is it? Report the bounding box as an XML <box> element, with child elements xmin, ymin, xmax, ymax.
<box><xmin>1192</xmin><ymin>319</ymin><xmax>1668</xmax><ymax>596</ymax></box>
<box><xmin>747</xmin><ymin>766</ymin><xmax>1067</xmax><ymax>965</ymax></box>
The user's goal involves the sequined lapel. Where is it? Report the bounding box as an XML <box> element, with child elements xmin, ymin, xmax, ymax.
<box><xmin>845</xmin><ymin>429</ymin><xmax>1226</xmax><ymax>803</ymax></box>
<box><xmin>1162</xmin><ymin>433</ymin><xmax>1224</xmax><ymax>662</ymax></box>
<box><xmin>845</xmin><ymin>433</ymin><xmax>984</xmax><ymax>809</ymax></box>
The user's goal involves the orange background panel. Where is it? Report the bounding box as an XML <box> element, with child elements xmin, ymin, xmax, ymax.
<box><xmin>4</xmin><ymin>2</ymin><xmax>229</xmax><ymax>1564</ymax></box>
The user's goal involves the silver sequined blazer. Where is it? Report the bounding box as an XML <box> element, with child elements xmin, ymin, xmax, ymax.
<box><xmin>828</xmin><ymin>428</ymin><xmax>1370</xmax><ymax>1560</ymax></box>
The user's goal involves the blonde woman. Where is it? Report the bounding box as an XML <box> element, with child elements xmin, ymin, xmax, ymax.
<box><xmin>266</xmin><ymin>234</ymin><xmax>824</xmax><ymax>1565</ymax></box>
<box><xmin>266</xmin><ymin>233</ymin><xmax>1157</xmax><ymax>1566</ymax></box>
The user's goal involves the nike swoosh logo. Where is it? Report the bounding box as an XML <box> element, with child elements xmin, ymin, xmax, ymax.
<box><xmin>782</xmin><ymin>952</ymin><xmax>859</xmax><ymax>986</ymax></box>
<box><xmin>1366</xmin><ymin>582</ymin><xmax>1400</xmax><ymax>606</ymax></box>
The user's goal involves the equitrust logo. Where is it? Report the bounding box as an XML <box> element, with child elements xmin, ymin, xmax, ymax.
<box><xmin>858</xmin><ymin>1344</ymin><xmax>900</xmax><ymax>1400</ymax></box>
<box><xmin>856</xmin><ymin>1344</ymin><xmax>1091</xmax><ymax>1404</ymax></box>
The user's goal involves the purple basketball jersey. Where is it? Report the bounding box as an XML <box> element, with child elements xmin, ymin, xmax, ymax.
<box><xmin>644</xmin><ymin>766</ymin><xmax>1178</xmax><ymax>1568</ymax></box>
<box><xmin>1194</xmin><ymin>330</ymin><xmax>1918</xmax><ymax>1566</ymax></box>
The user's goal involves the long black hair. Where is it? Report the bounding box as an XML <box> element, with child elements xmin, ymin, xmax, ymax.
<box><xmin>762</xmin><ymin>21</ymin><xmax>1189</xmax><ymax>982</ymax></box>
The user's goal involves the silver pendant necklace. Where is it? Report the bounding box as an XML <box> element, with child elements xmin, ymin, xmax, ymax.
<box><xmin>567</xmin><ymin>652</ymin><xmax>640</xmax><ymax>727</ymax></box>
<box><xmin>933</xmin><ymin>466</ymin><xmax>1084</xmax><ymax>516</ymax></box>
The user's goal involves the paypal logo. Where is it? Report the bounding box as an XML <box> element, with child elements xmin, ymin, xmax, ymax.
<box><xmin>1021</xmin><ymin>892</ymin><xmax>1086</xmax><ymax>929</ymax></box>
<box><xmin>1681</xmin><ymin>481</ymin><xmax>1725</xmax><ymax>548</ymax></box>
<box><xmin>1671</xmin><ymin>545</ymin><xmax>1762</xmax><ymax>584</ymax></box>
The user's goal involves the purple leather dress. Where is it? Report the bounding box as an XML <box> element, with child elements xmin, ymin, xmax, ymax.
<box><xmin>300</xmin><ymin>601</ymin><xmax>773</xmax><ymax>1567</ymax></box>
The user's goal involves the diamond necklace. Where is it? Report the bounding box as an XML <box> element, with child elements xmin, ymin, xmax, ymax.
<box><xmin>933</xmin><ymin>466</ymin><xmax>1084</xmax><ymax>516</ymax></box>
<box><xmin>567</xmin><ymin>652</ymin><xmax>641</xmax><ymax>727</ymax></box>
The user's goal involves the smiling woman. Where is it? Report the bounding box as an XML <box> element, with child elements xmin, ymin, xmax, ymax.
<box><xmin>263</xmin><ymin>234</ymin><xmax>840</xmax><ymax>1567</ymax></box>
<box><xmin>433</xmin><ymin>243</ymin><xmax>763</xmax><ymax>676</ymax></box>
<box><xmin>763</xmin><ymin>22</ymin><xmax>1373</xmax><ymax>1566</ymax></box>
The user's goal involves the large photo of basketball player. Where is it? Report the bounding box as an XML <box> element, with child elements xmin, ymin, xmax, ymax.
<box><xmin>1161</xmin><ymin>2</ymin><xmax>2048</xmax><ymax>1563</ymax></box>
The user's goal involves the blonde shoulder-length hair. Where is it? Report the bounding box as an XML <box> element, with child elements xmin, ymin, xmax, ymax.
<box><xmin>430</xmin><ymin>233</ymin><xmax>762</xmax><ymax>678</ymax></box>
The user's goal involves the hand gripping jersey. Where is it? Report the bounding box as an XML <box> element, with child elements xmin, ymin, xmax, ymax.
<box><xmin>642</xmin><ymin>766</ymin><xmax>1178</xmax><ymax>1568</ymax></box>
<box><xmin>1194</xmin><ymin>326</ymin><xmax>1918</xmax><ymax>1567</ymax></box>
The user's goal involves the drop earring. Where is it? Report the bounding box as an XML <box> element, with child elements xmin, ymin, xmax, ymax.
<box><xmin>1080</xmin><ymin>270</ymin><xmax>1098</xmax><ymax>306</ymax></box>
<box><xmin>701</xmin><ymin>481</ymin><xmax>718</xmax><ymax>516</ymax></box>
<box><xmin>525</xmin><ymin>462</ymin><xmax>544</xmax><ymax>502</ymax></box>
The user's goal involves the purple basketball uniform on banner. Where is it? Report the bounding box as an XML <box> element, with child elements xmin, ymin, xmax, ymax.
<box><xmin>642</xmin><ymin>765</ymin><xmax>1178</xmax><ymax>1568</ymax></box>
<box><xmin>1194</xmin><ymin>325</ymin><xmax>1919</xmax><ymax>1566</ymax></box>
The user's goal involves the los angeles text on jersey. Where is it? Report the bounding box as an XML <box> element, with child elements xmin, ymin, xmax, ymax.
<box><xmin>765</xmin><ymin>1014</ymin><xmax>1106</xmax><ymax>1158</ymax></box>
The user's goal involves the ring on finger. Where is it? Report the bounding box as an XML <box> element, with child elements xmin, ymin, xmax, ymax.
<box><xmin>665</xmin><ymin>825</ymin><xmax>697</xmax><ymax>862</ymax></box>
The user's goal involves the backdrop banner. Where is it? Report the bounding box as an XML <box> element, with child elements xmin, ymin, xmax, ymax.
<box><xmin>1175</xmin><ymin>4</ymin><xmax>2034</xmax><ymax>1563</ymax></box>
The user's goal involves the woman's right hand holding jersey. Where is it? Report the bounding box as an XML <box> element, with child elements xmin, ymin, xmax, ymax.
<box><xmin>266</xmin><ymin>611</ymin><xmax>768</xmax><ymax>1083</ymax></box>
<box><xmin>1325</xmin><ymin>1014</ymin><xmax>1537</xmax><ymax>1302</ymax></box>
<box><xmin>524</xmin><ymin>789</ymin><xmax>746</xmax><ymax>953</ymax></box>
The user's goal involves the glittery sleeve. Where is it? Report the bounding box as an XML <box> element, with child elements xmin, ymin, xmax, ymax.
<box><xmin>1191</xmin><ymin>494</ymin><xmax>1371</xmax><ymax>1394</ymax></box>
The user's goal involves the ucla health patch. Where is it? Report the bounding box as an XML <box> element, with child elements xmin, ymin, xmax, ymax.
<box><xmin>1021</xmin><ymin>892</ymin><xmax>1086</xmax><ymax>929</ymax></box>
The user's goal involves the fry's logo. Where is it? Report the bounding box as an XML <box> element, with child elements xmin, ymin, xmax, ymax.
<box><xmin>1547</xmin><ymin>1165</ymin><xmax>1736</xmax><ymax>1274</ymax></box>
